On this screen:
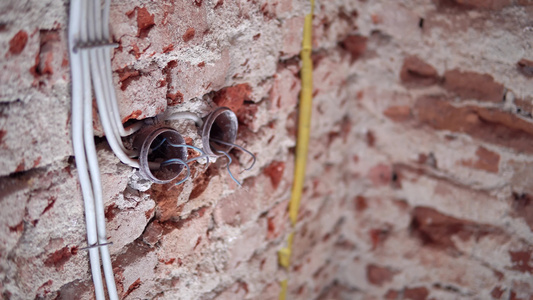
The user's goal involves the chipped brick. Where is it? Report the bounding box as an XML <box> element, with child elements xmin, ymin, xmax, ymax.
<box><xmin>123</xmin><ymin>278</ymin><xmax>142</xmax><ymax>298</ymax></box>
<box><xmin>263</xmin><ymin>161</ymin><xmax>285</xmax><ymax>189</ymax></box>
<box><xmin>517</xmin><ymin>58</ymin><xmax>533</xmax><ymax>78</ymax></box>
<box><xmin>403</xmin><ymin>286</ymin><xmax>430</xmax><ymax>300</ymax></box>
<box><xmin>167</xmin><ymin>91</ymin><xmax>184</xmax><ymax>106</ymax></box>
<box><xmin>122</xmin><ymin>110</ymin><xmax>143</xmax><ymax>123</ymax></box>
<box><xmin>384</xmin><ymin>105</ymin><xmax>412</xmax><ymax>122</ymax></box>
<box><xmin>440</xmin><ymin>0</ymin><xmax>513</xmax><ymax>10</ymax></box>
<box><xmin>511</xmin><ymin>193</ymin><xmax>533</xmax><ymax>232</ymax></box>
<box><xmin>212</xmin><ymin>83</ymin><xmax>252</xmax><ymax>112</ymax></box>
<box><xmin>460</xmin><ymin>146</ymin><xmax>500</xmax><ymax>173</ymax></box>
<box><xmin>339</xmin><ymin>34</ymin><xmax>367</xmax><ymax>62</ymax></box>
<box><xmin>414</xmin><ymin>95</ymin><xmax>533</xmax><ymax>153</ymax></box>
<box><xmin>366</xmin><ymin>264</ymin><xmax>396</xmax><ymax>286</ymax></box>
<box><xmin>509</xmin><ymin>250</ymin><xmax>533</xmax><ymax>273</ymax></box>
<box><xmin>443</xmin><ymin>69</ymin><xmax>505</xmax><ymax>102</ymax></box>
<box><xmin>190</xmin><ymin>165</ymin><xmax>218</xmax><ymax>200</ymax></box>
<box><xmin>8</xmin><ymin>30</ymin><xmax>28</xmax><ymax>55</ymax></box>
<box><xmin>354</xmin><ymin>196</ymin><xmax>368</xmax><ymax>212</ymax></box>
<box><xmin>400</xmin><ymin>56</ymin><xmax>439</xmax><ymax>86</ymax></box>
<box><xmin>368</xmin><ymin>164</ymin><xmax>392</xmax><ymax>186</ymax></box>
<box><xmin>411</xmin><ymin>206</ymin><xmax>497</xmax><ymax>250</ymax></box>
<box><xmin>182</xmin><ymin>27</ymin><xmax>196</xmax><ymax>42</ymax></box>
<box><xmin>44</xmin><ymin>246</ymin><xmax>72</xmax><ymax>270</ymax></box>
<box><xmin>491</xmin><ymin>286</ymin><xmax>505</xmax><ymax>299</ymax></box>
<box><xmin>116</xmin><ymin>67</ymin><xmax>141</xmax><ymax>91</ymax></box>
<box><xmin>137</xmin><ymin>7</ymin><xmax>155</xmax><ymax>38</ymax></box>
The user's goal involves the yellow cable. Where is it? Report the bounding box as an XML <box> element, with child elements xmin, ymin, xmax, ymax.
<box><xmin>279</xmin><ymin>0</ymin><xmax>314</xmax><ymax>298</ymax></box>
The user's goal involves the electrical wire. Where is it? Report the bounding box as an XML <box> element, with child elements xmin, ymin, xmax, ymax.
<box><xmin>165</xmin><ymin>111</ymin><xmax>204</xmax><ymax>127</ymax></box>
<box><xmin>209</xmin><ymin>138</ymin><xmax>256</xmax><ymax>170</ymax></box>
<box><xmin>86</xmin><ymin>0</ymin><xmax>139</xmax><ymax>167</ymax></box>
<box><xmin>84</xmin><ymin>0</ymin><xmax>120</xmax><ymax>298</ymax></box>
<box><xmin>69</xmin><ymin>0</ymin><xmax>106</xmax><ymax>299</ymax></box>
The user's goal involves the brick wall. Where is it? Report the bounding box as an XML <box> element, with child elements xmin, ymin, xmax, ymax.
<box><xmin>1</xmin><ymin>0</ymin><xmax>533</xmax><ymax>299</ymax></box>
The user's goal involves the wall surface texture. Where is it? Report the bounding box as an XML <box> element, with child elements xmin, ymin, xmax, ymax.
<box><xmin>1</xmin><ymin>0</ymin><xmax>533</xmax><ymax>299</ymax></box>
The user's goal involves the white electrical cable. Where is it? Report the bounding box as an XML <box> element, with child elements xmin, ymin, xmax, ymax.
<box><xmin>69</xmin><ymin>0</ymin><xmax>106</xmax><ymax>299</ymax></box>
<box><xmin>102</xmin><ymin>0</ymin><xmax>135</xmax><ymax>138</ymax></box>
<box><xmin>83</xmin><ymin>0</ymin><xmax>121</xmax><ymax>299</ymax></box>
<box><xmin>166</xmin><ymin>111</ymin><xmax>204</xmax><ymax>127</ymax></box>
<box><xmin>86</xmin><ymin>0</ymin><xmax>139</xmax><ymax>168</ymax></box>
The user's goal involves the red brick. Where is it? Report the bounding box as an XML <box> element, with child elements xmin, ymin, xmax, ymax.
<box><xmin>142</xmin><ymin>221</ymin><xmax>164</xmax><ymax>246</ymax></box>
<box><xmin>442</xmin><ymin>69</ymin><xmax>505</xmax><ymax>102</ymax></box>
<box><xmin>8</xmin><ymin>30</ymin><xmax>28</xmax><ymax>55</ymax></box>
<box><xmin>440</xmin><ymin>0</ymin><xmax>513</xmax><ymax>9</ymax></box>
<box><xmin>491</xmin><ymin>286</ymin><xmax>505</xmax><ymax>299</ymax></box>
<box><xmin>384</xmin><ymin>105</ymin><xmax>412</xmax><ymax>122</ymax></box>
<box><xmin>149</xmin><ymin>182</ymin><xmax>186</xmax><ymax>222</ymax></box>
<box><xmin>190</xmin><ymin>165</ymin><xmax>219</xmax><ymax>200</ymax></box>
<box><xmin>44</xmin><ymin>246</ymin><xmax>72</xmax><ymax>270</ymax></box>
<box><xmin>514</xmin><ymin>98</ymin><xmax>533</xmax><ymax>116</ymax></box>
<box><xmin>121</xmin><ymin>110</ymin><xmax>143</xmax><ymax>123</ymax></box>
<box><xmin>116</xmin><ymin>67</ymin><xmax>141</xmax><ymax>91</ymax></box>
<box><xmin>354</xmin><ymin>195</ymin><xmax>367</xmax><ymax>212</ymax></box>
<box><xmin>166</xmin><ymin>91</ymin><xmax>184</xmax><ymax>106</ymax></box>
<box><xmin>403</xmin><ymin>286</ymin><xmax>430</xmax><ymax>300</ymax></box>
<box><xmin>400</xmin><ymin>56</ymin><xmax>439</xmax><ymax>86</ymax></box>
<box><xmin>517</xmin><ymin>58</ymin><xmax>533</xmax><ymax>77</ymax></box>
<box><xmin>340</xmin><ymin>35</ymin><xmax>367</xmax><ymax>62</ymax></box>
<box><xmin>137</xmin><ymin>7</ymin><xmax>155</xmax><ymax>38</ymax></box>
<box><xmin>123</xmin><ymin>278</ymin><xmax>142</xmax><ymax>298</ymax></box>
<box><xmin>182</xmin><ymin>27</ymin><xmax>195</xmax><ymax>42</ymax></box>
<box><xmin>368</xmin><ymin>164</ymin><xmax>392</xmax><ymax>186</ymax></box>
<box><xmin>366</xmin><ymin>264</ymin><xmax>396</xmax><ymax>286</ymax></box>
<box><xmin>263</xmin><ymin>161</ymin><xmax>285</xmax><ymax>189</ymax></box>
<box><xmin>411</xmin><ymin>206</ymin><xmax>498</xmax><ymax>250</ymax></box>
<box><xmin>236</xmin><ymin>102</ymin><xmax>258</xmax><ymax>129</ymax></box>
<box><xmin>266</xmin><ymin>199</ymin><xmax>288</xmax><ymax>240</ymax></box>
<box><xmin>369</xmin><ymin>226</ymin><xmax>391</xmax><ymax>250</ymax></box>
<box><xmin>509</xmin><ymin>250</ymin><xmax>533</xmax><ymax>273</ymax></box>
<box><xmin>414</xmin><ymin>96</ymin><xmax>533</xmax><ymax>153</ymax></box>
<box><xmin>460</xmin><ymin>146</ymin><xmax>500</xmax><ymax>173</ymax></box>
<box><xmin>212</xmin><ymin>83</ymin><xmax>252</xmax><ymax>112</ymax></box>
<box><xmin>511</xmin><ymin>193</ymin><xmax>533</xmax><ymax>232</ymax></box>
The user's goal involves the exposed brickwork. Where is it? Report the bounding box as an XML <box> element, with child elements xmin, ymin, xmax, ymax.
<box><xmin>1</xmin><ymin>0</ymin><xmax>533</xmax><ymax>299</ymax></box>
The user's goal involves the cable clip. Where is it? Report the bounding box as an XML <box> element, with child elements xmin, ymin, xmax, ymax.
<box><xmin>73</xmin><ymin>40</ymin><xmax>119</xmax><ymax>53</ymax></box>
<box><xmin>80</xmin><ymin>242</ymin><xmax>114</xmax><ymax>251</ymax></box>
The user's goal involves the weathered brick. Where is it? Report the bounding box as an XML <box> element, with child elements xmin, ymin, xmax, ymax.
<box><xmin>366</xmin><ymin>264</ymin><xmax>396</xmax><ymax>286</ymax></box>
<box><xmin>414</xmin><ymin>95</ymin><xmax>533</xmax><ymax>153</ymax></box>
<box><xmin>383</xmin><ymin>105</ymin><xmax>412</xmax><ymax>122</ymax></box>
<box><xmin>212</xmin><ymin>83</ymin><xmax>252</xmax><ymax>113</ymax></box>
<box><xmin>460</xmin><ymin>146</ymin><xmax>500</xmax><ymax>173</ymax></box>
<box><xmin>442</xmin><ymin>69</ymin><xmax>505</xmax><ymax>102</ymax></box>
<box><xmin>136</xmin><ymin>7</ymin><xmax>155</xmax><ymax>38</ymax></box>
<box><xmin>400</xmin><ymin>56</ymin><xmax>439</xmax><ymax>87</ymax></box>
<box><xmin>8</xmin><ymin>30</ymin><xmax>28</xmax><ymax>55</ymax></box>
<box><xmin>367</xmin><ymin>164</ymin><xmax>392</xmax><ymax>186</ymax></box>
<box><xmin>410</xmin><ymin>206</ymin><xmax>498</xmax><ymax>250</ymax></box>
<box><xmin>440</xmin><ymin>0</ymin><xmax>513</xmax><ymax>10</ymax></box>
<box><xmin>511</xmin><ymin>193</ymin><xmax>533</xmax><ymax>232</ymax></box>
<box><xmin>517</xmin><ymin>58</ymin><xmax>533</xmax><ymax>78</ymax></box>
<box><xmin>340</xmin><ymin>35</ymin><xmax>367</xmax><ymax>62</ymax></box>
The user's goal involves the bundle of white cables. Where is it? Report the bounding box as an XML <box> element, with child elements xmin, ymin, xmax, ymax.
<box><xmin>68</xmin><ymin>0</ymin><xmax>138</xmax><ymax>298</ymax></box>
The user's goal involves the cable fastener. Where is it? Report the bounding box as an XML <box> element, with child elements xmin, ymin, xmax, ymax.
<box><xmin>80</xmin><ymin>242</ymin><xmax>114</xmax><ymax>251</ymax></box>
<box><xmin>73</xmin><ymin>40</ymin><xmax>119</xmax><ymax>53</ymax></box>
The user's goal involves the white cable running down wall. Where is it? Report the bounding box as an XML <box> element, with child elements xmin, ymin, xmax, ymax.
<box><xmin>68</xmin><ymin>0</ymin><xmax>130</xmax><ymax>298</ymax></box>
